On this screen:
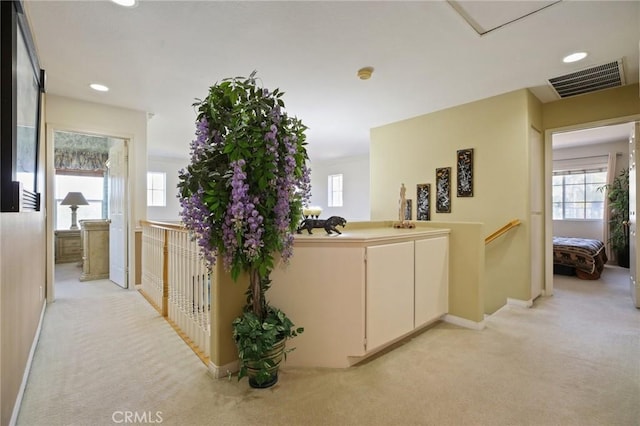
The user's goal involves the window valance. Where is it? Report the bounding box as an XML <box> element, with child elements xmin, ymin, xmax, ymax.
<box><xmin>54</xmin><ymin>148</ymin><xmax>108</xmax><ymax>173</ymax></box>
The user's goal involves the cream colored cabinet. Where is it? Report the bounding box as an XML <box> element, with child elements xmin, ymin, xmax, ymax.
<box><xmin>366</xmin><ymin>237</ymin><xmax>449</xmax><ymax>352</ymax></box>
<box><xmin>414</xmin><ymin>236</ymin><xmax>449</xmax><ymax>327</ymax></box>
<box><xmin>80</xmin><ymin>219</ymin><xmax>110</xmax><ymax>281</ymax></box>
<box><xmin>269</xmin><ymin>227</ymin><xmax>450</xmax><ymax>368</ymax></box>
<box><xmin>366</xmin><ymin>241</ymin><xmax>415</xmax><ymax>350</ymax></box>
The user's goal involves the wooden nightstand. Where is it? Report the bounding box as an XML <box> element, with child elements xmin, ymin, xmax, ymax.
<box><xmin>79</xmin><ymin>219</ymin><xmax>110</xmax><ymax>281</ymax></box>
<box><xmin>54</xmin><ymin>229</ymin><xmax>82</xmax><ymax>264</ymax></box>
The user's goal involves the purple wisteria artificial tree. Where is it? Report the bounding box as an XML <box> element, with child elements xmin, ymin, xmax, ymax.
<box><xmin>177</xmin><ymin>72</ymin><xmax>310</xmax><ymax>386</ymax></box>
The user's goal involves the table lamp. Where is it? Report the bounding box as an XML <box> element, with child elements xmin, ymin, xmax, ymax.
<box><xmin>60</xmin><ymin>192</ymin><xmax>89</xmax><ymax>229</ymax></box>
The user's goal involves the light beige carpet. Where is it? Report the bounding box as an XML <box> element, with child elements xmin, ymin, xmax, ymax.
<box><xmin>16</xmin><ymin>264</ymin><xmax>640</xmax><ymax>426</ymax></box>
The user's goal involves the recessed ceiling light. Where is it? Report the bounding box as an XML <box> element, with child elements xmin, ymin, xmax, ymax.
<box><xmin>563</xmin><ymin>52</ymin><xmax>587</xmax><ymax>63</ymax></box>
<box><xmin>90</xmin><ymin>83</ymin><xmax>109</xmax><ymax>92</ymax></box>
<box><xmin>111</xmin><ymin>0</ymin><xmax>137</xmax><ymax>7</ymax></box>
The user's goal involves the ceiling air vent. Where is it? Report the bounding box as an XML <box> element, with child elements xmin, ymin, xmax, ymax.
<box><xmin>548</xmin><ymin>59</ymin><xmax>625</xmax><ymax>99</ymax></box>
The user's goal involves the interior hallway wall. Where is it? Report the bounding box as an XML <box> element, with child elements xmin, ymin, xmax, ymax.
<box><xmin>543</xmin><ymin>84</ymin><xmax>639</xmax><ymax>131</ymax></box>
<box><xmin>147</xmin><ymin>156</ymin><xmax>187</xmax><ymax>222</ymax></box>
<box><xmin>0</xmin><ymin>94</ymin><xmax>47</xmax><ymax>426</ymax></box>
<box><xmin>371</xmin><ymin>89</ymin><xmax>536</xmax><ymax>314</ymax></box>
<box><xmin>308</xmin><ymin>154</ymin><xmax>370</xmax><ymax>221</ymax></box>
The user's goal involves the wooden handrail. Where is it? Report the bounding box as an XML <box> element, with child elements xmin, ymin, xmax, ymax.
<box><xmin>485</xmin><ymin>219</ymin><xmax>521</xmax><ymax>245</ymax></box>
<box><xmin>140</xmin><ymin>219</ymin><xmax>185</xmax><ymax>232</ymax></box>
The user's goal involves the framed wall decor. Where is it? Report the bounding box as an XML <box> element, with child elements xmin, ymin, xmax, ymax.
<box><xmin>416</xmin><ymin>184</ymin><xmax>430</xmax><ymax>221</ymax></box>
<box><xmin>457</xmin><ymin>148</ymin><xmax>474</xmax><ymax>197</ymax></box>
<box><xmin>1</xmin><ymin>0</ymin><xmax>45</xmax><ymax>212</ymax></box>
<box><xmin>436</xmin><ymin>167</ymin><xmax>451</xmax><ymax>213</ymax></box>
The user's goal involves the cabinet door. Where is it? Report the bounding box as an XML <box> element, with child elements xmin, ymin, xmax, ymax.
<box><xmin>366</xmin><ymin>241</ymin><xmax>414</xmax><ymax>351</ymax></box>
<box><xmin>415</xmin><ymin>236</ymin><xmax>448</xmax><ymax>327</ymax></box>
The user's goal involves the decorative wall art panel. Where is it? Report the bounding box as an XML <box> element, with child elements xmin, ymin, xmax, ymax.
<box><xmin>405</xmin><ymin>199</ymin><xmax>412</xmax><ymax>220</ymax></box>
<box><xmin>416</xmin><ymin>184</ymin><xmax>430</xmax><ymax>221</ymax></box>
<box><xmin>436</xmin><ymin>167</ymin><xmax>451</xmax><ymax>213</ymax></box>
<box><xmin>457</xmin><ymin>148</ymin><xmax>474</xmax><ymax>197</ymax></box>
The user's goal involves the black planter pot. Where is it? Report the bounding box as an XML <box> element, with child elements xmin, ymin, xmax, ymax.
<box><xmin>246</xmin><ymin>338</ymin><xmax>286</xmax><ymax>389</ymax></box>
<box><xmin>617</xmin><ymin>246</ymin><xmax>630</xmax><ymax>268</ymax></box>
<box><xmin>249</xmin><ymin>372</ymin><xmax>278</xmax><ymax>389</ymax></box>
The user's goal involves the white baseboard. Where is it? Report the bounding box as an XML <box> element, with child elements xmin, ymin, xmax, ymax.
<box><xmin>208</xmin><ymin>359</ymin><xmax>239</xmax><ymax>379</ymax></box>
<box><xmin>491</xmin><ymin>303</ymin><xmax>510</xmax><ymax>317</ymax></box>
<box><xmin>10</xmin><ymin>301</ymin><xmax>46</xmax><ymax>426</ymax></box>
<box><xmin>443</xmin><ymin>314</ymin><xmax>485</xmax><ymax>330</ymax></box>
<box><xmin>507</xmin><ymin>297</ymin><xmax>533</xmax><ymax>308</ymax></box>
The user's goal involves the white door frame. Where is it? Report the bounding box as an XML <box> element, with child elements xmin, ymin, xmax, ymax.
<box><xmin>544</xmin><ymin>114</ymin><xmax>640</xmax><ymax>297</ymax></box>
<box><xmin>46</xmin><ymin>124</ymin><xmax>132</xmax><ymax>302</ymax></box>
<box><xmin>530</xmin><ymin>126</ymin><xmax>544</xmax><ymax>300</ymax></box>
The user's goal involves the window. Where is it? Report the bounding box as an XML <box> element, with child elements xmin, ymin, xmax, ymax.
<box><xmin>552</xmin><ymin>168</ymin><xmax>606</xmax><ymax>220</ymax></box>
<box><xmin>55</xmin><ymin>174</ymin><xmax>105</xmax><ymax>230</ymax></box>
<box><xmin>327</xmin><ymin>174</ymin><xmax>343</xmax><ymax>207</ymax></box>
<box><xmin>147</xmin><ymin>172</ymin><xmax>166</xmax><ymax>207</ymax></box>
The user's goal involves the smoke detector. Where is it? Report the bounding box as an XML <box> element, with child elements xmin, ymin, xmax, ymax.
<box><xmin>357</xmin><ymin>67</ymin><xmax>374</xmax><ymax>80</ymax></box>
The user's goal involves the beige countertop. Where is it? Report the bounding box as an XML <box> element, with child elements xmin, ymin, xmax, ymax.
<box><xmin>293</xmin><ymin>226</ymin><xmax>450</xmax><ymax>245</ymax></box>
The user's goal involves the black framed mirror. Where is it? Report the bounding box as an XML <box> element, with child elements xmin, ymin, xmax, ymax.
<box><xmin>1</xmin><ymin>0</ymin><xmax>45</xmax><ymax>212</ymax></box>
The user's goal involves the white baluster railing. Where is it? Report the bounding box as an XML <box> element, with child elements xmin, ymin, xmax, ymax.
<box><xmin>141</xmin><ymin>224</ymin><xmax>165</xmax><ymax>313</ymax></box>
<box><xmin>140</xmin><ymin>221</ymin><xmax>211</xmax><ymax>361</ymax></box>
<box><xmin>167</xmin><ymin>227</ymin><xmax>211</xmax><ymax>358</ymax></box>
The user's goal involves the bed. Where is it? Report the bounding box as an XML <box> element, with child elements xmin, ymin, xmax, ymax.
<box><xmin>552</xmin><ymin>236</ymin><xmax>608</xmax><ymax>280</ymax></box>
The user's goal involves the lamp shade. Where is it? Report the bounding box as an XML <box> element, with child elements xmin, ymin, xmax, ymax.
<box><xmin>60</xmin><ymin>192</ymin><xmax>89</xmax><ymax>206</ymax></box>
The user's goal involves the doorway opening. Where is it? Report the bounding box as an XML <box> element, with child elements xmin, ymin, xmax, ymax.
<box><xmin>547</xmin><ymin>118</ymin><xmax>638</xmax><ymax>297</ymax></box>
<box><xmin>50</xmin><ymin>129</ymin><xmax>129</xmax><ymax>297</ymax></box>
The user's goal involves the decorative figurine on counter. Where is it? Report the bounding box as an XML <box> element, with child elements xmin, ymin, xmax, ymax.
<box><xmin>398</xmin><ymin>183</ymin><xmax>407</xmax><ymax>222</ymax></box>
<box><xmin>394</xmin><ymin>183</ymin><xmax>415</xmax><ymax>229</ymax></box>
<box><xmin>297</xmin><ymin>216</ymin><xmax>347</xmax><ymax>235</ymax></box>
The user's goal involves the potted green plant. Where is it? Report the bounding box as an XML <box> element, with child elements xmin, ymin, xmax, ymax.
<box><xmin>599</xmin><ymin>168</ymin><xmax>629</xmax><ymax>267</ymax></box>
<box><xmin>177</xmin><ymin>72</ymin><xmax>309</xmax><ymax>388</ymax></box>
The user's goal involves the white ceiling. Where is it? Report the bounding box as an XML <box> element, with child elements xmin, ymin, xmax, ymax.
<box><xmin>552</xmin><ymin>122</ymin><xmax>635</xmax><ymax>149</ymax></box>
<box><xmin>23</xmin><ymin>0</ymin><xmax>640</xmax><ymax>161</ymax></box>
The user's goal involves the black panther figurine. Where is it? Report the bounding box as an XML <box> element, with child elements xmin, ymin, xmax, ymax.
<box><xmin>296</xmin><ymin>216</ymin><xmax>347</xmax><ymax>235</ymax></box>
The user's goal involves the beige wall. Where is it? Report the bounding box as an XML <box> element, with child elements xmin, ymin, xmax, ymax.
<box><xmin>543</xmin><ymin>84</ymin><xmax>640</xmax><ymax>131</ymax></box>
<box><xmin>371</xmin><ymin>89</ymin><xmax>535</xmax><ymax>314</ymax></box>
<box><xmin>0</xmin><ymin>214</ymin><xmax>46</xmax><ymax>426</ymax></box>
<box><xmin>414</xmin><ymin>221</ymin><xmax>485</xmax><ymax>323</ymax></box>
<box><xmin>45</xmin><ymin>95</ymin><xmax>148</xmax><ymax>293</ymax></box>
<box><xmin>210</xmin><ymin>262</ymin><xmax>247</xmax><ymax>374</ymax></box>
<box><xmin>370</xmin><ymin>85</ymin><xmax>639</xmax><ymax>316</ymax></box>
<box><xmin>1</xmin><ymin>94</ymin><xmax>47</xmax><ymax>426</ymax></box>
